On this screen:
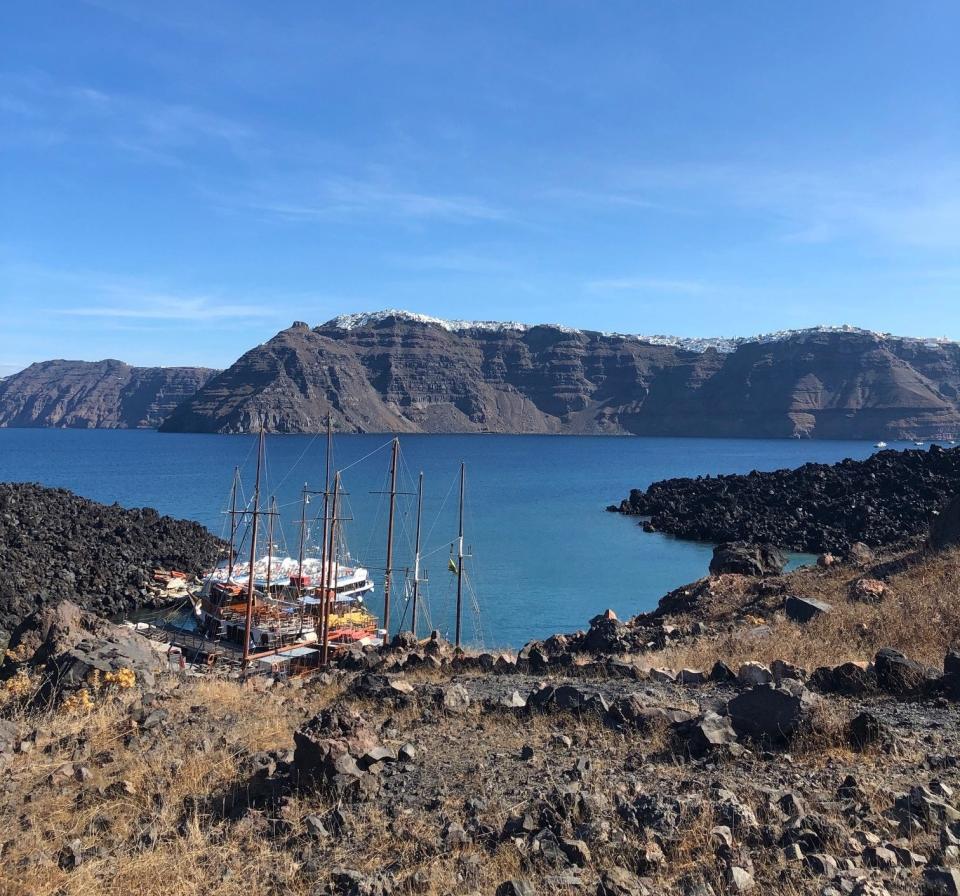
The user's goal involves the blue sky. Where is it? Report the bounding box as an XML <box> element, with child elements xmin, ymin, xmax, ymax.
<box><xmin>2</xmin><ymin>1</ymin><xmax>959</xmax><ymax>374</ymax></box>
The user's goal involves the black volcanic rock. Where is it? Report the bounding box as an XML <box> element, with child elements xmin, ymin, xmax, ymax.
<box><xmin>617</xmin><ymin>445</ymin><xmax>960</xmax><ymax>551</ymax></box>
<box><xmin>0</xmin><ymin>483</ymin><xmax>224</xmax><ymax>632</ymax></box>
<box><xmin>159</xmin><ymin>314</ymin><xmax>960</xmax><ymax>437</ymax></box>
<box><xmin>0</xmin><ymin>360</ymin><xmax>217</xmax><ymax>429</ymax></box>
<box><xmin>709</xmin><ymin>542</ymin><xmax>786</xmax><ymax>576</ymax></box>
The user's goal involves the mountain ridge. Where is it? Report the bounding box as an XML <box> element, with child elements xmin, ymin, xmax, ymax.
<box><xmin>0</xmin><ymin>359</ymin><xmax>218</xmax><ymax>429</ymax></box>
<box><xmin>160</xmin><ymin>312</ymin><xmax>960</xmax><ymax>438</ymax></box>
<box><xmin>5</xmin><ymin>311</ymin><xmax>960</xmax><ymax>438</ymax></box>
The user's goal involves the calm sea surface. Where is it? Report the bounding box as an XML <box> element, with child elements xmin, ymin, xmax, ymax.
<box><xmin>0</xmin><ymin>429</ymin><xmax>898</xmax><ymax>647</ymax></box>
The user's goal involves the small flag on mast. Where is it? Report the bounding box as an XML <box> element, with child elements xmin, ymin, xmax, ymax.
<box><xmin>448</xmin><ymin>557</ymin><xmax>458</xmax><ymax>574</ymax></box>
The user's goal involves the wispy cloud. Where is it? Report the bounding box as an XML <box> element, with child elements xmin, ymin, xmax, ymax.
<box><xmin>231</xmin><ymin>176</ymin><xmax>506</xmax><ymax>224</ymax></box>
<box><xmin>586</xmin><ymin>277</ymin><xmax>707</xmax><ymax>294</ymax></box>
<box><xmin>59</xmin><ymin>296</ymin><xmax>275</xmax><ymax>321</ymax></box>
<box><xmin>0</xmin><ymin>72</ymin><xmax>254</xmax><ymax>165</ymax></box>
<box><xmin>613</xmin><ymin>160</ymin><xmax>960</xmax><ymax>251</ymax></box>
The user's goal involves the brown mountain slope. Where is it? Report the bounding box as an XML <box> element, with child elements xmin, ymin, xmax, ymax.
<box><xmin>0</xmin><ymin>359</ymin><xmax>217</xmax><ymax>429</ymax></box>
<box><xmin>159</xmin><ymin>314</ymin><xmax>960</xmax><ymax>437</ymax></box>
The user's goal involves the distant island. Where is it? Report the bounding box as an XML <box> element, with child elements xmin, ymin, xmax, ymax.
<box><xmin>2</xmin><ymin>310</ymin><xmax>960</xmax><ymax>439</ymax></box>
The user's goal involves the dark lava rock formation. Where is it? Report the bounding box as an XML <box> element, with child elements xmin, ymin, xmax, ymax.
<box><xmin>613</xmin><ymin>445</ymin><xmax>960</xmax><ymax>552</ymax></box>
<box><xmin>0</xmin><ymin>482</ymin><xmax>224</xmax><ymax>631</ymax></box>
<box><xmin>157</xmin><ymin>313</ymin><xmax>960</xmax><ymax>437</ymax></box>
<box><xmin>0</xmin><ymin>359</ymin><xmax>217</xmax><ymax>429</ymax></box>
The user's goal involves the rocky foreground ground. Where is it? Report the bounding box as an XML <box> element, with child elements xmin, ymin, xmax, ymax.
<box><xmin>1</xmin><ymin>536</ymin><xmax>960</xmax><ymax>896</ymax></box>
<box><xmin>612</xmin><ymin>446</ymin><xmax>960</xmax><ymax>553</ymax></box>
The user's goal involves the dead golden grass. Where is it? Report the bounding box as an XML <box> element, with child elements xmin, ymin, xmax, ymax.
<box><xmin>649</xmin><ymin>546</ymin><xmax>960</xmax><ymax>673</ymax></box>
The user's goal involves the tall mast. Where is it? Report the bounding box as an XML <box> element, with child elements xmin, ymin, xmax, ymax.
<box><xmin>296</xmin><ymin>483</ymin><xmax>308</xmax><ymax>635</ymax></box>
<box><xmin>318</xmin><ymin>414</ymin><xmax>332</xmax><ymax>601</ymax></box>
<box><xmin>242</xmin><ymin>426</ymin><xmax>265</xmax><ymax>668</ymax></box>
<box><xmin>411</xmin><ymin>470</ymin><xmax>424</xmax><ymax>638</ymax></box>
<box><xmin>265</xmin><ymin>495</ymin><xmax>277</xmax><ymax>595</ymax></box>
<box><xmin>321</xmin><ymin>471</ymin><xmax>340</xmax><ymax>666</ymax></box>
<box><xmin>382</xmin><ymin>437</ymin><xmax>400</xmax><ymax>640</ymax></box>
<box><xmin>296</xmin><ymin>484</ymin><xmax>307</xmax><ymax>592</ymax></box>
<box><xmin>227</xmin><ymin>466</ymin><xmax>239</xmax><ymax>579</ymax></box>
<box><xmin>455</xmin><ymin>461</ymin><xmax>465</xmax><ymax>648</ymax></box>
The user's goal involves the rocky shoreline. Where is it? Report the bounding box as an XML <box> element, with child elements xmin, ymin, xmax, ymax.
<box><xmin>611</xmin><ymin>445</ymin><xmax>960</xmax><ymax>553</ymax></box>
<box><xmin>0</xmin><ymin>482</ymin><xmax>224</xmax><ymax>633</ymax></box>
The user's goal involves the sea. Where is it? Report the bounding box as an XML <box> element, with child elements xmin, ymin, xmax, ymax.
<box><xmin>0</xmin><ymin>429</ymin><xmax>905</xmax><ymax>648</ymax></box>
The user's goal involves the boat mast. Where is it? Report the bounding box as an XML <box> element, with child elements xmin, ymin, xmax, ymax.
<box><xmin>411</xmin><ymin>470</ymin><xmax>424</xmax><ymax>638</ymax></box>
<box><xmin>382</xmin><ymin>437</ymin><xmax>400</xmax><ymax>640</ymax></box>
<box><xmin>320</xmin><ymin>413</ymin><xmax>332</xmax><ymax>579</ymax></box>
<box><xmin>265</xmin><ymin>495</ymin><xmax>277</xmax><ymax>595</ymax></box>
<box><xmin>227</xmin><ymin>466</ymin><xmax>239</xmax><ymax>579</ymax></box>
<box><xmin>321</xmin><ymin>471</ymin><xmax>341</xmax><ymax>666</ymax></box>
<box><xmin>242</xmin><ymin>426</ymin><xmax>265</xmax><ymax>668</ymax></box>
<box><xmin>455</xmin><ymin>461</ymin><xmax>465</xmax><ymax>648</ymax></box>
<box><xmin>296</xmin><ymin>483</ymin><xmax>307</xmax><ymax>591</ymax></box>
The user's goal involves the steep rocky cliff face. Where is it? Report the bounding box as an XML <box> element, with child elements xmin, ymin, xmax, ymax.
<box><xmin>160</xmin><ymin>313</ymin><xmax>960</xmax><ymax>438</ymax></box>
<box><xmin>0</xmin><ymin>360</ymin><xmax>217</xmax><ymax>429</ymax></box>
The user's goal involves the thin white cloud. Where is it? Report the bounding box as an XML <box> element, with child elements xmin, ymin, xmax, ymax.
<box><xmin>0</xmin><ymin>72</ymin><xmax>255</xmax><ymax>164</ymax></box>
<box><xmin>59</xmin><ymin>296</ymin><xmax>276</xmax><ymax>321</ymax></box>
<box><xmin>615</xmin><ymin>159</ymin><xmax>960</xmax><ymax>251</ymax></box>
<box><xmin>234</xmin><ymin>177</ymin><xmax>506</xmax><ymax>224</ymax></box>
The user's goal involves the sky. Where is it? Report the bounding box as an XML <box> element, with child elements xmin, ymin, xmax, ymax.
<box><xmin>2</xmin><ymin>1</ymin><xmax>959</xmax><ymax>375</ymax></box>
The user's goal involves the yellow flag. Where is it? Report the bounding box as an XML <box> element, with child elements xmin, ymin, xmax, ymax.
<box><xmin>448</xmin><ymin>557</ymin><xmax>458</xmax><ymax>574</ymax></box>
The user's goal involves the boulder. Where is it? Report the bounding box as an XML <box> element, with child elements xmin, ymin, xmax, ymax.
<box><xmin>389</xmin><ymin>631</ymin><xmax>418</xmax><ymax>651</ymax></box>
<box><xmin>584</xmin><ymin>613</ymin><xmax>629</xmax><ymax>653</ymax></box>
<box><xmin>605</xmin><ymin>695</ymin><xmax>694</xmax><ymax>732</ymax></box>
<box><xmin>737</xmin><ymin>662</ymin><xmax>772</xmax><ymax>687</ymax></box>
<box><xmin>0</xmin><ymin>628</ymin><xmax>9</xmax><ymax>666</ymax></box>
<box><xmin>676</xmin><ymin>712</ymin><xmax>738</xmax><ymax>758</ymax></box>
<box><xmin>9</xmin><ymin>601</ymin><xmax>164</xmax><ymax>696</ymax></box>
<box><xmin>784</xmin><ymin>595</ymin><xmax>832</xmax><ymax>623</ymax></box>
<box><xmin>727</xmin><ymin>683</ymin><xmax>817</xmax><ymax>745</ymax></box>
<box><xmin>848</xmin><ymin>711</ymin><xmax>895</xmax><ymax>751</ymax></box>
<box><xmin>771</xmin><ymin>659</ymin><xmax>807</xmax><ymax>683</ymax></box>
<box><xmin>293</xmin><ymin>707</ymin><xmax>380</xmax><ymax>796</ymax></box>
<box><xmin>849</xmin><ymin>578</ymin><xmax>888</xmax><ymax>603</ymax></box>
<box><xmin>811</xmin><ymin>660</ymin><xmax>876</xmax><ymax>696</ymax></box>
<box><xmin>894</xmin><ymin>785</ymin><xmax>960</xmax><ymax>831</ymax></box>
<box><xmin>597</xmin><ymin>867</ymin><xmax>649</xmax><ymax>896</ymax></box>
<box><xmin>845</xmin><ymin>542</ymin><xmax>876</xmax><ymax>566</ymax></box>
<box><xmin>874</xmin><ymin>647</ymin><xmax>933</xmax><ymax>697</ymax></box>
<box><xmin>438</xmin><ymin>683</ymin><xmax>471</xmax><ymax>714</ymax></box>
<box><xmin>710</xmin><ymin>542</ymin><xmax>786</xmax><ymax>577</ymax></box>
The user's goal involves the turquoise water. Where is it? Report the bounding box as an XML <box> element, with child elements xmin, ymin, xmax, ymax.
<box><xmin>0</xmin><ymin>429</ymin><xmax>892</xmax><ymax>647</ymax></box>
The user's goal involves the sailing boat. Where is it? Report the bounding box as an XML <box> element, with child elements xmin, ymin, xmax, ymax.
<box><xmin>191</xmin><ymin>422</ymin><xmax>386</xmax><ymax>672</ymax></box>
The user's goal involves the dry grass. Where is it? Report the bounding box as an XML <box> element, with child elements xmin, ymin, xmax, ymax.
<box><xmin>648</xmin><ymin>546</ymin><xmax>960</xmax><ymax>673</ymax></box>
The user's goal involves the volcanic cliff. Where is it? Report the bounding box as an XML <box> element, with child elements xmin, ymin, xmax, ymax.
<box><xmin>160</xmin><ymin>313</ymin><xmax>960</xmax><ymax>438</ymax></box>
<box><xmin>7</xmin><ymin>313</ymin><xmax>960</xmax><ymax>438</ymax></box>
<box><xmin>0</xmin><ymin>360</ymin><xmax>217</xmax><ymax>429</ymax></box>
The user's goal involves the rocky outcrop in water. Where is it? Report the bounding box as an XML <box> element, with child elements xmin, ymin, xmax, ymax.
<box><xmin>0</xmin><ymin>482</ymin><xmax>224</xmax><ymax>631</ymax></box>
<box><xmin>0</xmin><ymin>359</ymin><xmax>217</xmax><ymax>429</ymax></box>
<box><xmin>613</xmin><ymin>445</ymin><xmax>960</xmax><ymax>552</ymax></box>
<box><xmin>159</xmin><ymin>313</ymin><xmax>960</xmax><ymax>437</ymax></box>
